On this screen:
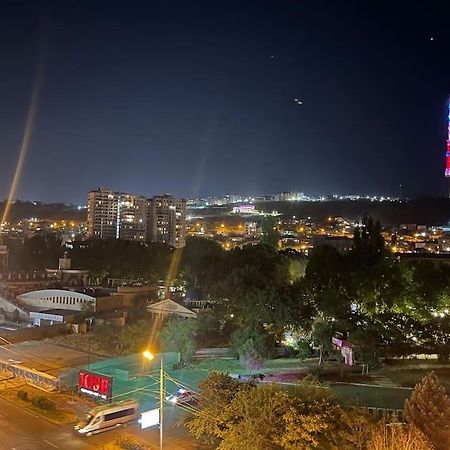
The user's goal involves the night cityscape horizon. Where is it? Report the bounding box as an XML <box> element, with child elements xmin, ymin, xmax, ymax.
<box><xmin>1</xmin><ymin>1</ymin><xmax>449</xmax><ymax>204</ymax></box>
<box><xmin>0</xmin><ymin>2</ymin><xmax>450</xmax><ymax>449</ymax></box>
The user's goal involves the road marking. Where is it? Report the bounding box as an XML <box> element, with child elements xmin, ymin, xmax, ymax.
<box><xmin>43</xmin><ymin>440</ymin><xmax>58</xmax><ymax>448</ymax></box>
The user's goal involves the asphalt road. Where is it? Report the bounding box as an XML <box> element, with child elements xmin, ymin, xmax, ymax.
<box><xmin>0</xmin><ymin>397</ymin><xmax>194</xmax><ymax>450</ymax></box>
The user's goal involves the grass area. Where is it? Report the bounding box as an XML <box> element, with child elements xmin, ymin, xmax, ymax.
<box><xmin>0</xmin><ymin>385</ymin><xmax>77</xmax><ymax>424</ymax></box>
<box><xmin>331</xmin><ymin>383</ymin><xmax>411</xmax><ymax>409</ymax></box>
<box><xmin>47</xmin><ymin>333</ymin><xmax>113</xmax><ymax>357</ymax></box>
<box><xmin>382</xmin><ymin>367</ymin><xmax>450</xmax><ymax>390</ymax></box>
<box><xmin>188</xmin><ymin>357</ymin><xmax>308</xmax><ymax>375</ymax></box>
<box><xmin>166</xmin><ymin>357</ymin><xmax>309</xmax><ymax>394</ymax></box>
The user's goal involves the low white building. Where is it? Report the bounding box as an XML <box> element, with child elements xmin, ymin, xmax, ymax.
<box><xmin>17</xmin><ymin>289</ymin><xmax>95</xmax><ymax>312</ymax></box>
<box><xmin>30</xmin><ymin>309</ymin><xmax>80</xmax><ymax>326</ymax></box>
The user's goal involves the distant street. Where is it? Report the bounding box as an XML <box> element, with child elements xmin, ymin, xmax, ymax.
<box><xmin>0</xmin><ymin>397</ymin><xmax>195</xmax><ymax>450</ymax></box>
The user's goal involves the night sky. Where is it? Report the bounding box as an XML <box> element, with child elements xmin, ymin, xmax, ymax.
<box><xmin>0</xmin><ymin>1</ymin><xmax>449</xmax><ymax>204</ymax></box>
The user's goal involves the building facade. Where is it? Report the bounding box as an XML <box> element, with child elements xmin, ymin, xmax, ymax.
<box><xmin>87</xmin><ymin>188</ymin><xmax>119</xmax><ymax>239</ymax></box>
<box><xmin>148</xmin><ymin>195</ymin><xmax>186</xmax><ymax>248</ymax></box>
<box><xmin>87</xmin><ymin>189</ymin><xmax>186</xmax><ymax>247</ymax></box>
<box><xmin>17</xmin><ymin>289</ymin><xmax>96</xmax><ymax>312</ymax></box>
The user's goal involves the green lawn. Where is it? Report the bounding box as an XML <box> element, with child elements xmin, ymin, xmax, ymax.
<box><xmin>186</xmin><ymin>357</ymin><xmax>308</xmax><ymax>374</ymax></box>
<box><xmin>331</xmin><ymin>384</ymin><xmax>411</xmax><ymax>409</ymax></box>
<box><xmin>382</xmin><ymin>368</ymin><xmax>450</xmax><ymax>390</ymax></box>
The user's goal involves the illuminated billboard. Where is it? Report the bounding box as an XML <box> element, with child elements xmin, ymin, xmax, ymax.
<box><xmin>78</xmin><ymin>370</ymin><xmax>112</xmax><ymax>401</ymax></box>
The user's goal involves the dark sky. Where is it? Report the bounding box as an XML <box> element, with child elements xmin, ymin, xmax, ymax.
<box><xmin>0</xmin><ymin>1</ymin><xmax>449</xmax><ymax>204</ymax></box>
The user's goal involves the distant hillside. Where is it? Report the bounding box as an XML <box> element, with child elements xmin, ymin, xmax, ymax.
<box><xmin>2</xmin><ymin>197</ymin><xmax>450</xmax><ymax>227</ymax></box>
<box><xmin>0</xmin><ymin>200</ymin><xmax>87</xmax><ymax>222</ymax></box>
<box><xmin>190</xmin><ymin>197</ymin><xmax>450</xmax><ymax>227</ymax></box>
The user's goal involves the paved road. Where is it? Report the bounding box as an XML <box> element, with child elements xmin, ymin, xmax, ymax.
<box><xmin>0</xmin><ymin>397</ymin><xmax>194</xmax><ymax>450</ymax></box>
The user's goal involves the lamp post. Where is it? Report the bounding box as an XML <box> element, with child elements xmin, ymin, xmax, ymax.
<box><xmin>143</xmin><ymin>350</ymin><xmax>164</xmax><ymax>450</ymax></box>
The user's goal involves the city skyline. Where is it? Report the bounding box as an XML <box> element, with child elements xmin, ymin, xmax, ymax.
<box><xmin>0</xmin><ymin>1</ymin><xmax>449</xmax><ymax>204</ymax></box>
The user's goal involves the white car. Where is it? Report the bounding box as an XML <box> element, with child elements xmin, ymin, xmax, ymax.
<box><xmin>165</xmin><ymin>388</ymin><xmax>198</xmax><ymax>406</ymax></box>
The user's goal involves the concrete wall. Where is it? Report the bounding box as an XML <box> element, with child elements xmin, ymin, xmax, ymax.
<box><xmin>96</xmin><ymin>295</ymin><xmax>127</xmax><ymax>312</ymax></box>
<box><xmin>0</xmin><ymin>359</ymin><xmax>59</xmax><ymax>391</ymax></box>
<box><xmin>0</xmin><ymin>323</ymin><xmax>72</xmax><ymax>344</ymax></box>
<box><xmin>115</xmin><ymin>285</ymin><xmax>157</xmax><ymax>304</ymax></box>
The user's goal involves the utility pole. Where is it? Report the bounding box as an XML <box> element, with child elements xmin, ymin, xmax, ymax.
<box><xmin>159</xmin><ymin>353</ymin><xmax>164</xmax><ymax>450</ymax></box>
<box><xmin>142</xmin><ymin>350</ymin><xmax>164</xmax><ymax>448</ymax></box>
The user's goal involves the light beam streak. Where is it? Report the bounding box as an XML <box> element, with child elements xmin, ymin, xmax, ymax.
<box><xmin>1</xmin><ymin>23</ymin><xmax>47</xmax><ymax>232</ymax></box>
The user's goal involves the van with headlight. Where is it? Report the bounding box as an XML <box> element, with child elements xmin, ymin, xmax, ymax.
<box><xmin>74</xmin><ymin>400</ymin><xmax>139</xmax><ymax>436</ymax></box>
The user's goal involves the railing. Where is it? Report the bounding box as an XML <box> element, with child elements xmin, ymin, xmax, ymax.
<box><xmin>356</xmin><ymin>406</ymin><xmax>404</xmax><ymax>423</ymax></box>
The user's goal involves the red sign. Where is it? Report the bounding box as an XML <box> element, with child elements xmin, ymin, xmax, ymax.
<box><xmin>78</xmin><ymin>370</ymin><xmax>112</xmax><ymax>400</ymax></box>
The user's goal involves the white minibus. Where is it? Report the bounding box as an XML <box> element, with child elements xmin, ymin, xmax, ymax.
<box><xmin>75</xmin><ymin>400</ymin><xmax>139</xmax><ymax>436</ymax></box>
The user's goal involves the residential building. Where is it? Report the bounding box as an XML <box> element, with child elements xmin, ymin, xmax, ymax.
<box><xmin>148</xmin><ymin>195</ymin><xmax>186</xmax><ymax>248</ymax></box>
<box><xmin>118</xmin><ymin>194</ymin><xmax>147</xmax><ymax>241</ymax></box>
<box><xmin>87</xmin><ymin>188</ymin><xmax>119</xmax><ymax>239</ymax></box>
<box><xmin>88</xmin><ymin>189</ymin><xmax>186</xmax><ymax>247</ymax></box>
<box><xmin>87</xmin><ymin>188</ymin><xmax>148</xmax><ymax>241</ymax></box>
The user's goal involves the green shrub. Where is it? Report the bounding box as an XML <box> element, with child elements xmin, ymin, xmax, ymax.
<box><xmin>31</xmin><ymin>396</ymin><xmax>55</xmax><ymax>411</ymax></box>
<box><xmin>309</xmin><ymin>365</ymin><xmax>324</xmax><ymax>379</ymax></box>
<box><xmin>17</xmin><ymin>390</ymin><xmax>29</xmax><ymax>401</ymax></box>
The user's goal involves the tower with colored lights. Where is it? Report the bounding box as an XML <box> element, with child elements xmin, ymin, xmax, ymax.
<box><xmin>445</xmin><ymin>96</ymin><xmax>450</xmax><ymax>197</ymax></box>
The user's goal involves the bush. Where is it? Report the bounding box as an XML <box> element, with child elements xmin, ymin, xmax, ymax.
<box><xmin>17</xmin><ymin>390</ymin><xmax>29</xmax><ymax>401</ymax></box>
<box><xmin>116</xmin><ymin>432</ymin><xmax>157</xmax><ymax>450</ymax></box>
<box><xmin>309</xmin><ymin>365</ymin><xmax>324</xmax><ymax>379</ymax></box>
<box><xmin>229</xmin><ymin>327</ymin><xmax>274</xmax><ymax>359</ymax></box>
<box><xmin>296</xmin><ymin>340</ymin><xmax>311</xmax><ymax>361</ymax></box>
<box><xmin>31</xmin><ymin>396</ymin><xmax>55</xmax><ymax>411</ymax></box>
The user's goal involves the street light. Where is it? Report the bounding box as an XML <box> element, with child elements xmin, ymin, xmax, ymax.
<box><xmin>143</xmin><ymin>350</ymin><xmax>164</xmax><ymax>450</ymax></box>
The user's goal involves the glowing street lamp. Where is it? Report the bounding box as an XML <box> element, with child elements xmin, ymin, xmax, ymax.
<box><xmin>143</xmin><ymin>350</ymin><xmax>154</xmax><ymax>361</ymax></box>
<box><xmin>143</xmin><ymin>350</ymin><xmax>164</xmax><ymax>449</ymax></box>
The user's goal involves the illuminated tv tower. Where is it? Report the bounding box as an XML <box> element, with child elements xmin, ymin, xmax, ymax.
<box><xmin>445</xmin><ymin>96</ymin><xmax>450</xmax><ymax>197</ymax></box>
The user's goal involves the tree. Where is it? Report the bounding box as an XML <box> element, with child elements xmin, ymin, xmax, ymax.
<box><xmin>260</xmin><ymin>216</ymin><xmax>280</xmax><ymax>248</ymax></box>
<box><xmin>229</xmin><ymin>327</ymin><xmax>274</xmax><ymax>359</ymax></box>
<box><xmin>294</xmin><ymin>374</ymin><xmax>336</xmax><ymax>404</ymax></box>
<box><xmin>19</xmin><ymin>234</ymin><xmax>63</xmax><ymax>270</ymax></box>
<box><xmin>296</xmin><ymin>340</ymin><xmax>311</xmax><ymax>361</ymax></box>
<box><xmin>119</xmin><ymin>319</ymin><xmax>153</xmax><ymax>354</ymax></box>
<box><xmin>180</xmin><ymin>237</ymin><xmax>224</xmax><ymax>288</ymax></box>
<box><xmin>195</xmin><ymin>309</ymin><xmax>231</xmax><ymax>347</ymax></box>
<box><xmin>303</xmin><ymin>246</ymin><xmax>351</xmax><ymax>319</ymax></box>
<box><xmin>186</xmin><ymin>371</ymin><xmax>254</xmax><ymax>446</ymax></box>
<box><xmin>187</xmin><ymin>372</ymin><xmax>374</xmax><ymax>450</ymax></box>
<box><xmin>91</xmin><ymin>323</ymin><xmax>122</xmax><ymax>355</ymax></box>
<box><xmin>351</xmin><ymin>324</ymin><xmax>381</xmax><ymax>371</ymax></box>
<box><xmin>352</xmin><ymin>214</ymin><xmax>385</xmax><ymax>265</ymax></box>
<box><xmin>311</xmin><ymin>319</ymin><xmax>335</xmax><ymax>365</ymax></box>
<box><xmin>220</xmin><ymin>384</ymin><xmax>292</xmax><ymax>450</ymax></box>
<box><xmin>404</xmin><ymin>371</ymin><xmax>450</xmax><ymax>450</ymax></box>
<box><xmin>159</xmin><ymin>318</ymin><xmax>197</xmax><ymax>363</ymax></box>
<box><xmin>368</xmin><ymin>424</ymin><xmax>431</xmax><ymax>450</ymax></box>
<box><xmin>238</xmin><ymin>338</ymin><xmax>265</xmax><ymax>372</ymax></box>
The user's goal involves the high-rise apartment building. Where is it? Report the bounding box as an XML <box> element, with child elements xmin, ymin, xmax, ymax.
<box><xmin>87</xmin><ymin>188</ymin><xmax>186</xmax><ymax>247</ymax></box>
<box><xmin>118</xmin><ymin>194</ymin><xmax>148</xmax><ymax>241</ymax></box>
<box><xmin>87</xmin><ymin>188</ymin><xmax>119</xmax><ymax>240</ymax></box>
<box><xmin>148</xmin><ymin>195</ymin><xmax>187</xmax><ymax>248</ymax></box>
